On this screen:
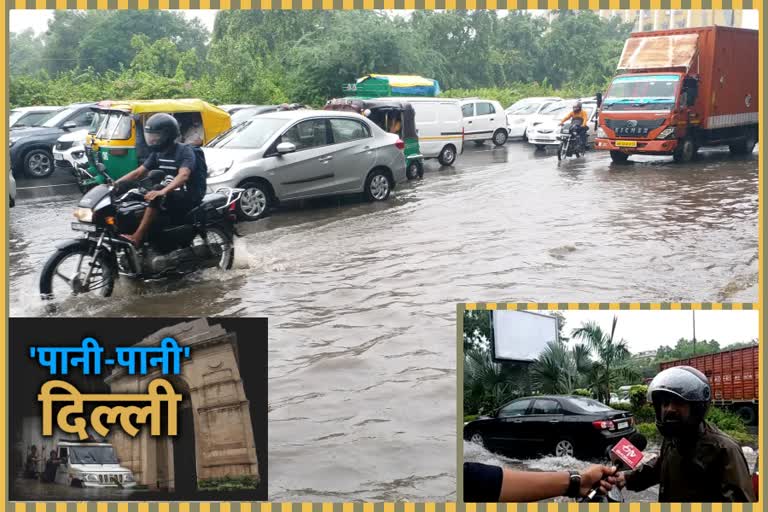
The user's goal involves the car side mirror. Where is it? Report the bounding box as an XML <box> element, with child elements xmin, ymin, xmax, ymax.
<box><xmin>62</xmin><ymin>121</ymin><xmax>77</xmax><ymax>131</ymax></box>
<box><xmin>276</xmin><ymin>142</ymin><xmax>297</xmax><ymax>155</ymax></box>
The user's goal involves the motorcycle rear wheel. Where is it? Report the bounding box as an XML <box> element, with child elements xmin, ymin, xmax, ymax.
<box><xmin>40</xmin><ymin>244</ymin><xmax>116</xmax><ymax>303</ymax></box>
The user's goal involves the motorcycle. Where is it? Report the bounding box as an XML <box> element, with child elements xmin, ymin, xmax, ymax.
<box><xmin>557</xmin><ymin>118</ymin><xmax>587</xmax><ymax>161</ymax></box>
<box><xmin>39</xmin><ymin>164</ymin><xmax>243</xmax><ymax>304</ymax></box>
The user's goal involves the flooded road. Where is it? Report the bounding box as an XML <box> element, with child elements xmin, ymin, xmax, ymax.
<box><xmin>9</xmin><ymin>142</ymin><xmax>758</xmax><ymax>500</ymax></box>
<box><xmin>463</xmin><ymin>439</ymin><xmax>759</xmax><ymax>503</ymax></box>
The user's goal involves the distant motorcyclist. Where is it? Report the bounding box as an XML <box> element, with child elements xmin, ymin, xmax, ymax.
<box><xmin>116</xmin><ymin>113</ymin><xmax>202</xmax><ymax>247</ymax></box>
<box><xmin>560</xmin><ymin>102</ymin><xmax>589</xmax><ymax>150</ymax></box>
<box><xmin>615</xmin><ymin>366</ymin><xmax>754</xmax><ymax>502</ymax></box>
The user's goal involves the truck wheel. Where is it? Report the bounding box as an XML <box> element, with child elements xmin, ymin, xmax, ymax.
<box><xmin>610</xmin><ymin>151</ymin><xmax>629</xmax><ymax>163</ymax></box>
<box><xmin>729</xmin><ymin>130</ymin><xmax>757</xmax><ymax>155</ymax></box>
<box><xmin>736</xmin><ymin>405</ymin><xmax>757</xmax><ymax>425</ymax></box>
<box><xmin>673</xmin><ymin>137</ymin><xmax>696</xmax><ymax>163</ymax></box>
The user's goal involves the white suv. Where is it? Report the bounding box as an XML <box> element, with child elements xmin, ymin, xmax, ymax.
<box><xmin>460</xmin><ymin>99</ymin><xmax>509</xmax><ymax>147</ymax></box>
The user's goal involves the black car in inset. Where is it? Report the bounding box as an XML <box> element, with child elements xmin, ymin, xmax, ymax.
<box><xmin>9</xmin><ymin>103</ymin><xmax>96</xmax><ymax>178</ymax></box>
<box><xmin>464</xmin><ymin>395</ymin><xmax>636</xmax><ymax>459</ymax></box>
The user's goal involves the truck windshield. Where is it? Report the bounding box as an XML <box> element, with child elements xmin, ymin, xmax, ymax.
<box><xmin>68</xmin><ymin>446</ymin><xmax>119</xmax><ymax>465</ymax></box>
<box><xmin>603</xmin><ymin>75</ymin><xmax>681</xmax><ymax>111</ymax></box>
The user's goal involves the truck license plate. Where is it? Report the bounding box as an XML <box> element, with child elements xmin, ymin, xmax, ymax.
<box><xmin>71</xmin><ymin>222</ymin><xmax>97</xmax><ymax>233</ymax></box>
<box><xmin>616</xmin><ymin>140</ymin><xmax>637</xmax><ymax>148</ymax></box>
<box><xmin>617</xmin><ymin>421</ymin><xmax>628</xmax><ymax>430</ymax></box>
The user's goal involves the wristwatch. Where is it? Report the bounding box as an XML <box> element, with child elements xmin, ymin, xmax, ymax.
<box><xmin>565</xmin><ymin>470</ymin><xmax>582</xmax><ymax>498</ymax></box>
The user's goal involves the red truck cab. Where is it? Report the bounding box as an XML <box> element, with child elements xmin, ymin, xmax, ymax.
<box><xmin>596</xmin><ymin>26</ymin><xmax>758</xmax><ymax>163</ymax></box>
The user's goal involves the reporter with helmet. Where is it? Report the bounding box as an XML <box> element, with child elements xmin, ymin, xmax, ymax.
<box><xmin>615</xmin><ymin>366</ymin><xmax>754</xmax><ymax>502</ymax></box>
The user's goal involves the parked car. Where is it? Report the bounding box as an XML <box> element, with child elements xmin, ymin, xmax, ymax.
<box><xmin>9</xmin><ymin>106</ymin><xmax>61</xmax><ymax>129</ymax></box>
<box><xmin>9</xmin><ymin>103</ymin><xmax>96</xmax><ymax>178</ymax></box>
<box><xmin>401</xmin><ymin>97</ymin><xmax>464</xmax><ymax>166</ymax></box>
<box><xmin>463</xmin><ymin>395</ymin><xmax>636</xmax><ymax>459</ymax></box>
<box><xmin>460</xmin><ymin>98</ymin><xmax>509</xmax><ymax>146</ymax></box>
<box><xmin>217</xmin><ymin>104</ymin><xmax>260</xmax><ymax>114</ymax></box>
<box><xmin>204</xmin><ymin>110</ymin><xmax>407</xmax><ymax>221</ymax></box>
<box><xmin>9</xmin><ymin>171</ymin><xmax>16</xmax><ymax>208</ymax></box>
<box><xmin>505</xmin><ymin>97</ymin><xmax>562</xmax><ymax>139</ymax></box>
<box><xmin>52</xmin><ymin>128</ymin><xmax>89</xmax><ymax>175</ymax></box>
<box><xmin>231</xmin><ymin>105</ymin><xmax>280</xmax><ymax>126</ymax></box>
<box><xmin>527</xmin><ymin>100</ymin><xmax>598</xmax><ymax>150</ymax></box>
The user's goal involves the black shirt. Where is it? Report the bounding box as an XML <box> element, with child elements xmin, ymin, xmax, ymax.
<box><xmin>143</xmin><ymin>143</ymin><xmax>199</xmax><ymax>199</ymax></box>
<box><xmin>464</xmin><ymin>462</ymin><xmax>503</xmax><ymax>503</ymax></box>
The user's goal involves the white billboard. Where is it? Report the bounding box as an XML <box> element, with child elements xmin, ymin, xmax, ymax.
<box><xmin>492</xmin><ymin>310</ymin><xmax>559</xmax><ymax>362</ymax></box>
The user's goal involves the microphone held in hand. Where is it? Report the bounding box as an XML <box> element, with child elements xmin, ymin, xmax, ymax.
<box><xmin>584</xmin><ymin>432</ymin><xmax>647</xmax><ymax>502</ymax></box>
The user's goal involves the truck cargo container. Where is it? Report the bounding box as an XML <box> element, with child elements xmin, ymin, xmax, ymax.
<box><xmin>596</xmin><ymin>26</ymin><xmax>758</xmax><ymax>163</ymax></box>
<box><xmin>659</xmin><ymin>345</ymin><xmax>758</xmax><ymax>424</ymax></box>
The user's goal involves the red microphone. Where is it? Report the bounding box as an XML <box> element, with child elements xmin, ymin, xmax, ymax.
<box><xmin>585</xmin><ymin>433</ymin><xmax>647</xmax><ymax>500</ymax></box>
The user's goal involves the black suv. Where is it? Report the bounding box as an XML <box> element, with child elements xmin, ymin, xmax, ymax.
<box><xmin>9</xmin><ymin>103</ymin><xmax>95</xmax><ymax>178</ymax></box>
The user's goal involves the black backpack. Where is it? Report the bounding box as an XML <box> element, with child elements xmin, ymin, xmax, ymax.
<box><xmin>190</xmin><ymin>146</ymin><xmax>208</xmax><ymax>199</ymax></box>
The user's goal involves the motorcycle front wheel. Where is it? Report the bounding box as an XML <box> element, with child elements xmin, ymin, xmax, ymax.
<box><xmin>558</xmin><ymin>140</ymin><xmax>568</xmax><ymax>161</ymax></box>
<box><xmin>39</xmin><ymin>243</ymin><xmax>116</xmax><ymax>303</ymax></box>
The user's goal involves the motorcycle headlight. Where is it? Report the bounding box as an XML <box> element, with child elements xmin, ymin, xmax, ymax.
<box><xmin>657</xmin><ymin>127</ymin><xmax>676</xmax><ymax>140</ymax></box>
<box><xmin>208</xmin><ymin>161</ymin><xmax>234</xmax><ymax>178</ymax></box>
<box><xmin>74</xmin><ymin>207</ymin><xmax>93</xmax><ymax>223</ymax></box>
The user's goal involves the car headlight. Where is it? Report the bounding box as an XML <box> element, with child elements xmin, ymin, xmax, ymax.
<box><xmin>84</xmin><ymin>474</ymin><xmax>99</xmax><ymax>482</ymax></box>
<box><xmin>123</xmin><ymin>473</ymin><xmax>134</xmax><ymax>482</ymax></box>
<box><xmin>657</xmin><ymin>127</ymin><xmax>676</xmax><ymax>140</ymax></box>
<box><xmin>208</xmin><ymin>160</ymin><xmax>234</xmax><ymax>178</ymax></box>
<box><xmin>72</xmin><ymin>151</ymin><xmax>85</xmax><ymax>158</ymax></box>
<box><xmin>596</xmin><ymin>127</ymin><xmax>607</xmax><ymax>138</ymax></box>
<box><xmin>74</xmin><ymin>207</ymin><xmax>93</xmax><ymax>223</ymax></box>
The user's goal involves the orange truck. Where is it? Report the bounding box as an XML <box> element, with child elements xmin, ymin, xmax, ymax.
<box><xmin>595</xmin><ymin>26</ymin><xmax>758</xmax><ymax>163</ymax></box>
<box><xmin>659</xmin><ymin>345</ymin><xmax>758</xmax><ymax>425</ymax></box>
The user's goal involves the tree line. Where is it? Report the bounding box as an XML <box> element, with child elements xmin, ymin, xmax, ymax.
<box><xmin>10</xmin><ymin>10</ymin><xmax>633</xmax><ymax>109</ymax></box>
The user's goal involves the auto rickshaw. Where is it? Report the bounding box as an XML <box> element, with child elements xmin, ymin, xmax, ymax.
<box><xmin>80</xmin><ymin>99</ymin><xmax>231</xmax><ymax>189</ymax></box>
<box><xmin>324</xmin><ymin>97</ymin><xmax>424</xmax><ymax>180</ymax></box>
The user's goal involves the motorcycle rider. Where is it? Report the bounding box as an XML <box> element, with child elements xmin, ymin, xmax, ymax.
<box><xmin>615</xmin><ymin>366</ymin><xmax>754</xmax><ymax>502</ymax></box>
<box><xmin>559</xmin><ymin>101</ymin><xmax>589</xmax><ymax>150</ymax></box>
<box><xmin>116</xmin><ymin>113</ymin><xmax>203</xmax><ymax>247</ymax></box>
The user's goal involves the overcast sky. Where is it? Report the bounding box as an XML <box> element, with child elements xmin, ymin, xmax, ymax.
<box><xmin>9</xmin><ymin>9</ymin><xmax>760</xmax><ymax>35</ymax></box>
<box><xmin>556</xmin><ymin>309</ymin><xmax>758</xmax><ymax>352</ymax></box>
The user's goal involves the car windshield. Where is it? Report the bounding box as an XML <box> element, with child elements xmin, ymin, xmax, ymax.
<box><xmin>603</xmin><ymin>75</ymin><xmax>680</xmax><ymax>111</ymax></box>
<box><xmin>88</xmin><ymin>111</ymin><xmax>107</xmax><ymax>135</ymax></box>
<box><xmin>68</xmin><ymin>446</ymin><xmax>119</xmax><ymax>465</ymax></box>
<box><xmin>566</xmin><ymin>397</ymin><xmax>616</xmax><ymax>413</ymax></box>
<box><xmin>540</xmin><ymin>103</ymin><xmax>571</xmax><ymax>116</ymax></box>
<box><xmin>206</xmin><ymin>117</ymin><xmax>288</xmax><ymax>149</ymax></box>
<box><xmin>11</xmin><ymin>109</ymin><xmax>59</xmax><ymax>128</ymax></box>
<box><xmin>9</xmin><ymin>111</ymin><xmax>24</xmax><ymax>126</ymax></box>
<box><xmin>231</xmin><ymin>107</ymin><xmax>274</xmax><ymax>126</ymax></box>
<box><xmin>507</xmin><ymin>101</ymin><xmax>542</xmax><ymax>115</ymax></box>
<box><xmin>43</xmin><ymin>106</ymin><xmax>82</xmax><ymax>128</ymax></box>
<box><xmin>97</xmin><ymin>112</ymin><xmax>132</xmax><ymax>140</ymax></box>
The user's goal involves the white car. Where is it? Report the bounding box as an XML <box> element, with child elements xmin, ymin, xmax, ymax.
<box><xmin>9</xmin><ymin>106</ymin><xmax>61</xmax><ymax>129</ymax></box>
<box><xmin>53</xmin><ymin>441</ymin><xmax>136</xmax><ymax>488</ymax></box>
<box><xmin>205</xmin><ymin>110</ymin><xmax>407</xmax><ymax>221</ymax></box>
<box><xmin>52</xmin><ymin>128</ymin><xmax>89</xmax><ymax>174</ymax></box>
<box><xmin>505</xmin><ymin>97</ymin><xmax>562</xmax><ymax>139</ymax></box>
<box><xmin>460</xmin><ymin>98</ymin><xmax>509</xmax><ymax>146</ymax></box>
<box><xmin>527</xmin><ymin>101</ymin><xmax>598</xmax><ymax>149</ymax></box>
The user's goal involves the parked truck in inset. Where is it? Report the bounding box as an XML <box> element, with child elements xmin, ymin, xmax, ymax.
<box><xmin>596</xmin><ymin>26</ymin><xmax>758</xmax><ymax>163</ymax></box>
<box><xmin>659</xmin><ymin>345</ymin><xmax>758</xmax><ymax>425</ymax></box>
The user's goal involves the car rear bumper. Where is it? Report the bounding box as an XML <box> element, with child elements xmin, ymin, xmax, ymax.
<box><xmin>595</xmin><ymin>137</ymin><xmax>678</xmax><ymax>155</ymax></box>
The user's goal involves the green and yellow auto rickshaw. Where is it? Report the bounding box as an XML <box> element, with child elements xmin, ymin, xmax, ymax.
<box><xmin>80</xmin><ymin>99</ymin><xmax>231</xmax><ymax>189</ymax></box>
<box><xmin>324</xmin><ymin>97</ymin><xmax>424</xmax><ymax>180</ymax></box>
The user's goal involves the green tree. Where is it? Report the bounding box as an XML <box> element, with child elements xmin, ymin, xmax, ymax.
<box><xmin>463</xmin><ymin>310</ymin><xmax>491</xmax><ymax>351</ymax></box>
<box><xmin>10</xmin><ymin>29</ymin><xmax>45</xmax><ymax>76</ymax></box>
<box><xmin>464</xmin><ymin>346</ymin><xmax>528</xmax><ymax>415</ymax></box>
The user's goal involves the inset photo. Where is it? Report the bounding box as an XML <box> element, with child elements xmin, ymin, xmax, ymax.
<box><xmin>9</xmin><ymin>317</ymin><xmax>268</xmax><ymax>501</ymax></box>
<box><xmin>461</xmin><ymin>307</ymin><xmax>758</xmax><ymax>503</ymax></box>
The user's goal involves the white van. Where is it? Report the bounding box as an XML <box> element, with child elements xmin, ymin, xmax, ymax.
<box><xmin>400</xmin><ymin>97</ymin><xmax>464</xmax><ymax>166</ymax></box>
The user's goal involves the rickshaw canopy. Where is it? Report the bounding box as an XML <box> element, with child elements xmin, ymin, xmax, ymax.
<box><xmin>324</xmin><ymin>97</ymin><xmax>418</xmax><ymax>139</ymax></box>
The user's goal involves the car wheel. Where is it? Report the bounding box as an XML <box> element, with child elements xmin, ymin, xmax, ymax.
<box><xmin>237</xmin><ymin>181</ymin><xmax>271</xmax><ymax>221</ymax></box>
<box><xmin>473</xmin><ymin>140</ymin><xmax>486</xmax><ymax>147</ymax></box>
<box><xmin>554</xmin><ymin>438</ymin><xmax>575</xmax><ymax>458</ymax></box>
<box><xmin>470</xmin><ymin>432</ymin><xmax>485</xmax><ymax>447</ymax></box>
<box><xmin>492</xmin><ymin>129</ymin><xmax>508</xmax><ymax>146</ymax></box>
<box><xmin>437</xmin><ymin>145</ymin><xmax>457</xmax><ymax>166</ymax></box>
<box><xmin>364</xmin><ymin>169</ymin><xmax>392</xmax><ymax>201</ymax></box>
<box><xmin>24</xmin><ymin>149</ymin><xmax>54</xmax><ymax>178</ymax></box>
<box><xmin>406</xmin><ymin>160</ymin><xmax>423</xmax><ymax>180</ymax></box>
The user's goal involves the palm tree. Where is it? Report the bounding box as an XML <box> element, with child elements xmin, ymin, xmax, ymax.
<box><xmin>571</xmin><ymin>316</ymin><xmax>639</xmax><ymax>404</ymax></box>
<box><xmin>464</xmin><ymin>346</ymin><xmax>527</xmax><ymax>415</ymax></box>
<box><xmin>530</xmin><ymin>340</ymin><xmax>593</xmax><ymax>394</ymax></box>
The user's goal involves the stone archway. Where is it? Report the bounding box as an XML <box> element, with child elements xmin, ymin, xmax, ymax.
<box><xmin>105</xmin><ymin>319</ymin><xmax>259</xmax><ymax>491</ymax></box>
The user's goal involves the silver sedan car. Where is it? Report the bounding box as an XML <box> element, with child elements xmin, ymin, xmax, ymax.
<box><xmin>204</xmin><ymin>110</ymin><xmax>408</xmax><ymax>221</ymax></box>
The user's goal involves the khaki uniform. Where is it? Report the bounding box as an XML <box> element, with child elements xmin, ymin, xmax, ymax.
<box><xmin>625</xmin><ymin>421</ymin><xmax>754</xmax><ymax>502</ymax></box>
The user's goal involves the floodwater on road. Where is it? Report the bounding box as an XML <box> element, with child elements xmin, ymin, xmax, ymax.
<box><xmin>9</xmin><ymin>142</ymin><xmax>758</xmax><ymax>500</ymax></box>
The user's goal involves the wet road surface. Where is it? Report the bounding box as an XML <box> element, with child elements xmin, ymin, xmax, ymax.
<box><xmin>9</xmin><ymin>142</ymin><xmax>758</xmax><ymax>500</ymax></box>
